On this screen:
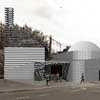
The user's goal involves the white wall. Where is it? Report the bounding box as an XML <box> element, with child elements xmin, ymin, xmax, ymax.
<box><xmin>68</xmin><ymin>60</ymin><xmax>85</xmax><ymax>82</ymax></box>
<box><xmin>68</xmin><ymin>52</ymin><xmax>100</xmax><ymax>82</ymax></box>
<box><xmin>4</xmin><ymin>47</ymin><xmax>45</xmax><ymax>82</ymax></box>
<box><xmin>85</xmin><ymin>59</ymin><xmax>100</xmax><ymax>81</ymax></box>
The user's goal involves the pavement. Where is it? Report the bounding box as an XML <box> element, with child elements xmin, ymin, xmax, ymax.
<box><xmin>1</xmin><ymin>80</ymin><xmax>100</xmax><ymax>100</ymax></box>
<box><xmin>0</xmin><ymin>79</ymin><xmax>100</xmax><ymax>93</ymax></box>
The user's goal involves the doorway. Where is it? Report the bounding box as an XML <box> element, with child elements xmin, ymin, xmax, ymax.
<box><xmin>99</xmin><ymin>70</ymin><xmax>100</xmax><ymax>81</ymax></box>
<box><xmin>51</xmin><ymin>64</ymin><xmax>62</xmax><ymax>77</ymax></box>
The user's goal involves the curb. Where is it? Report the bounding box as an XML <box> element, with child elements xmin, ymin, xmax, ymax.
<box><xmin>0</xmin><ymin>86</ymin><xmax>57</xmax><ymax>93</ymax></box>
<box><xmin>0</xmin><ymin>85</ymin><xmax>71</xmax><ymax>93</ymax></box>
<box><xmin>0</xmin><ymin>83</ymin><xmax>98</xmax><ymax>93</ymax></box>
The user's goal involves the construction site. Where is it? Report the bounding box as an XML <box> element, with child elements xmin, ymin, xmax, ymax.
<box><xmin>0</xmin><ymin>8</ymin><xmax>66</xmax><ymax>83</ymax></box>
<box><xmin>0</xmin><ymin>1</ymin><xmax>100</xmax><ymax>100</ymax></box>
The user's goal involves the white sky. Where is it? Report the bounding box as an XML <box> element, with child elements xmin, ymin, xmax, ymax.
<box><xmin>0</xmin><ymin>0</ymin><xmax>100</xmax><ymax>48</ymax></box>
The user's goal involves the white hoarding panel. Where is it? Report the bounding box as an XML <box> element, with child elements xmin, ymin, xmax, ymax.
<box><xmin>4</xmin><ymin>47</ymin><xmax>45</xmax><ymax>81</ymax></box>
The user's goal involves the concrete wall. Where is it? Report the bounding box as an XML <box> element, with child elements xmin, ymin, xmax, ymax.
<box><xmin>52</xmin><ymin>52</ymin><xmax>73</xmax><ymax>62</ymax></box>
<box><xmin>68</xmin><ymin>59</ymin><xmax>100</xmax><ymax>82</ymax></box>
<box><xmin>85</xmin><ymin>59</ymin><xmax>100</xmax><ymax>81</ymax></box>
<box><xmin>67</xmin><ymin>51</ymin><xmax>100</xmax><ymax>82</ymax></box>
<box><xmin>68</xmin><ymin>60</ymin><xmax>85</xmax><ymax>82</ymax></box>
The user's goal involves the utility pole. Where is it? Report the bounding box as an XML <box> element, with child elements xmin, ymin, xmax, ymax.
<box><xmin>48</xmin><ymin>36</ymin><xmax>52</xmax><ymax>58</ymax></box>
<box><xmin>0</xmin><ymin>23</ymin><xmax>4</xmax><ymax>79</ymax></box>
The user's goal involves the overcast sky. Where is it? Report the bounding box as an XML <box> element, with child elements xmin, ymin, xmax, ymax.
<box><xmin>1</xmin><ymin>0</ymin><xmax>100</xmax><ymax>48</ymax></box>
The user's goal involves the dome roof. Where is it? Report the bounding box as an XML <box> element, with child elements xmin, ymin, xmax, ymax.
<box><xmin>69</xmin><ymin>41</ymin><xmax>100</xmax><ymax>52</ymax></box>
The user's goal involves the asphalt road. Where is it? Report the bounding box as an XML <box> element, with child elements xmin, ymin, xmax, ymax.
<box><xmin>1</xmin><ymin>86</ymin><xmax>100</xmax><ymax>100</ymax></box>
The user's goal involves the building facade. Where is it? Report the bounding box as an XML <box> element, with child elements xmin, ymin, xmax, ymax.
<box><xmin>5</xmin><ymin>7</ymin><xmax>14</xmax><ymax>28</ymax></box>
<box><xmin>67</xmin><ymin>41</ymin><xmax>100</xmax><ymax>82</ymax></box>
<box><xmin>51</xmin><ymin>41</ymin><xmax>100</xmax><ymax>83</ymax></box>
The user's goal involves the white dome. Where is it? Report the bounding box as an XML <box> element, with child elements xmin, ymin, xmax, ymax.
<box><xmin>69</xmin><ymin>41</ymin><xmax>100</xmax><ymax>52</ymax></box>
<box><xmin>68</xmin><ymin>41</ymin><xmax>100</xmax><ymax>60</ymax></box>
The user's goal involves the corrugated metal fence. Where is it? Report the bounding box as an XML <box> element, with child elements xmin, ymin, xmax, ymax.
<box><xmin>4</xmin><ymin>47</ymin><xmax>45</xmax><ymax>81</ymax></box>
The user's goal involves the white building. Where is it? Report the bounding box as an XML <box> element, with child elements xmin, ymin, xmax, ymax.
<box><xmin>67</xmin><ymin>41</ymin><xmax>100</xmax><ymax>82</ymax></box>
<box><xmin>4</xmin><ymin>47</ymin><xmax>45</xmax><ymax>83</ymax></box>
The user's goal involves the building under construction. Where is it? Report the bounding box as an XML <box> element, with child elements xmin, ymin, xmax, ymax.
<box><xmin>0</xmin><ymin>22</ymin><xmax>50</xmax><ymax>81</ymax></box>
<box><xmin>5</xmin><ymin>7</ymin><xmax>14</xmax><ymax>28</ymax></box>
